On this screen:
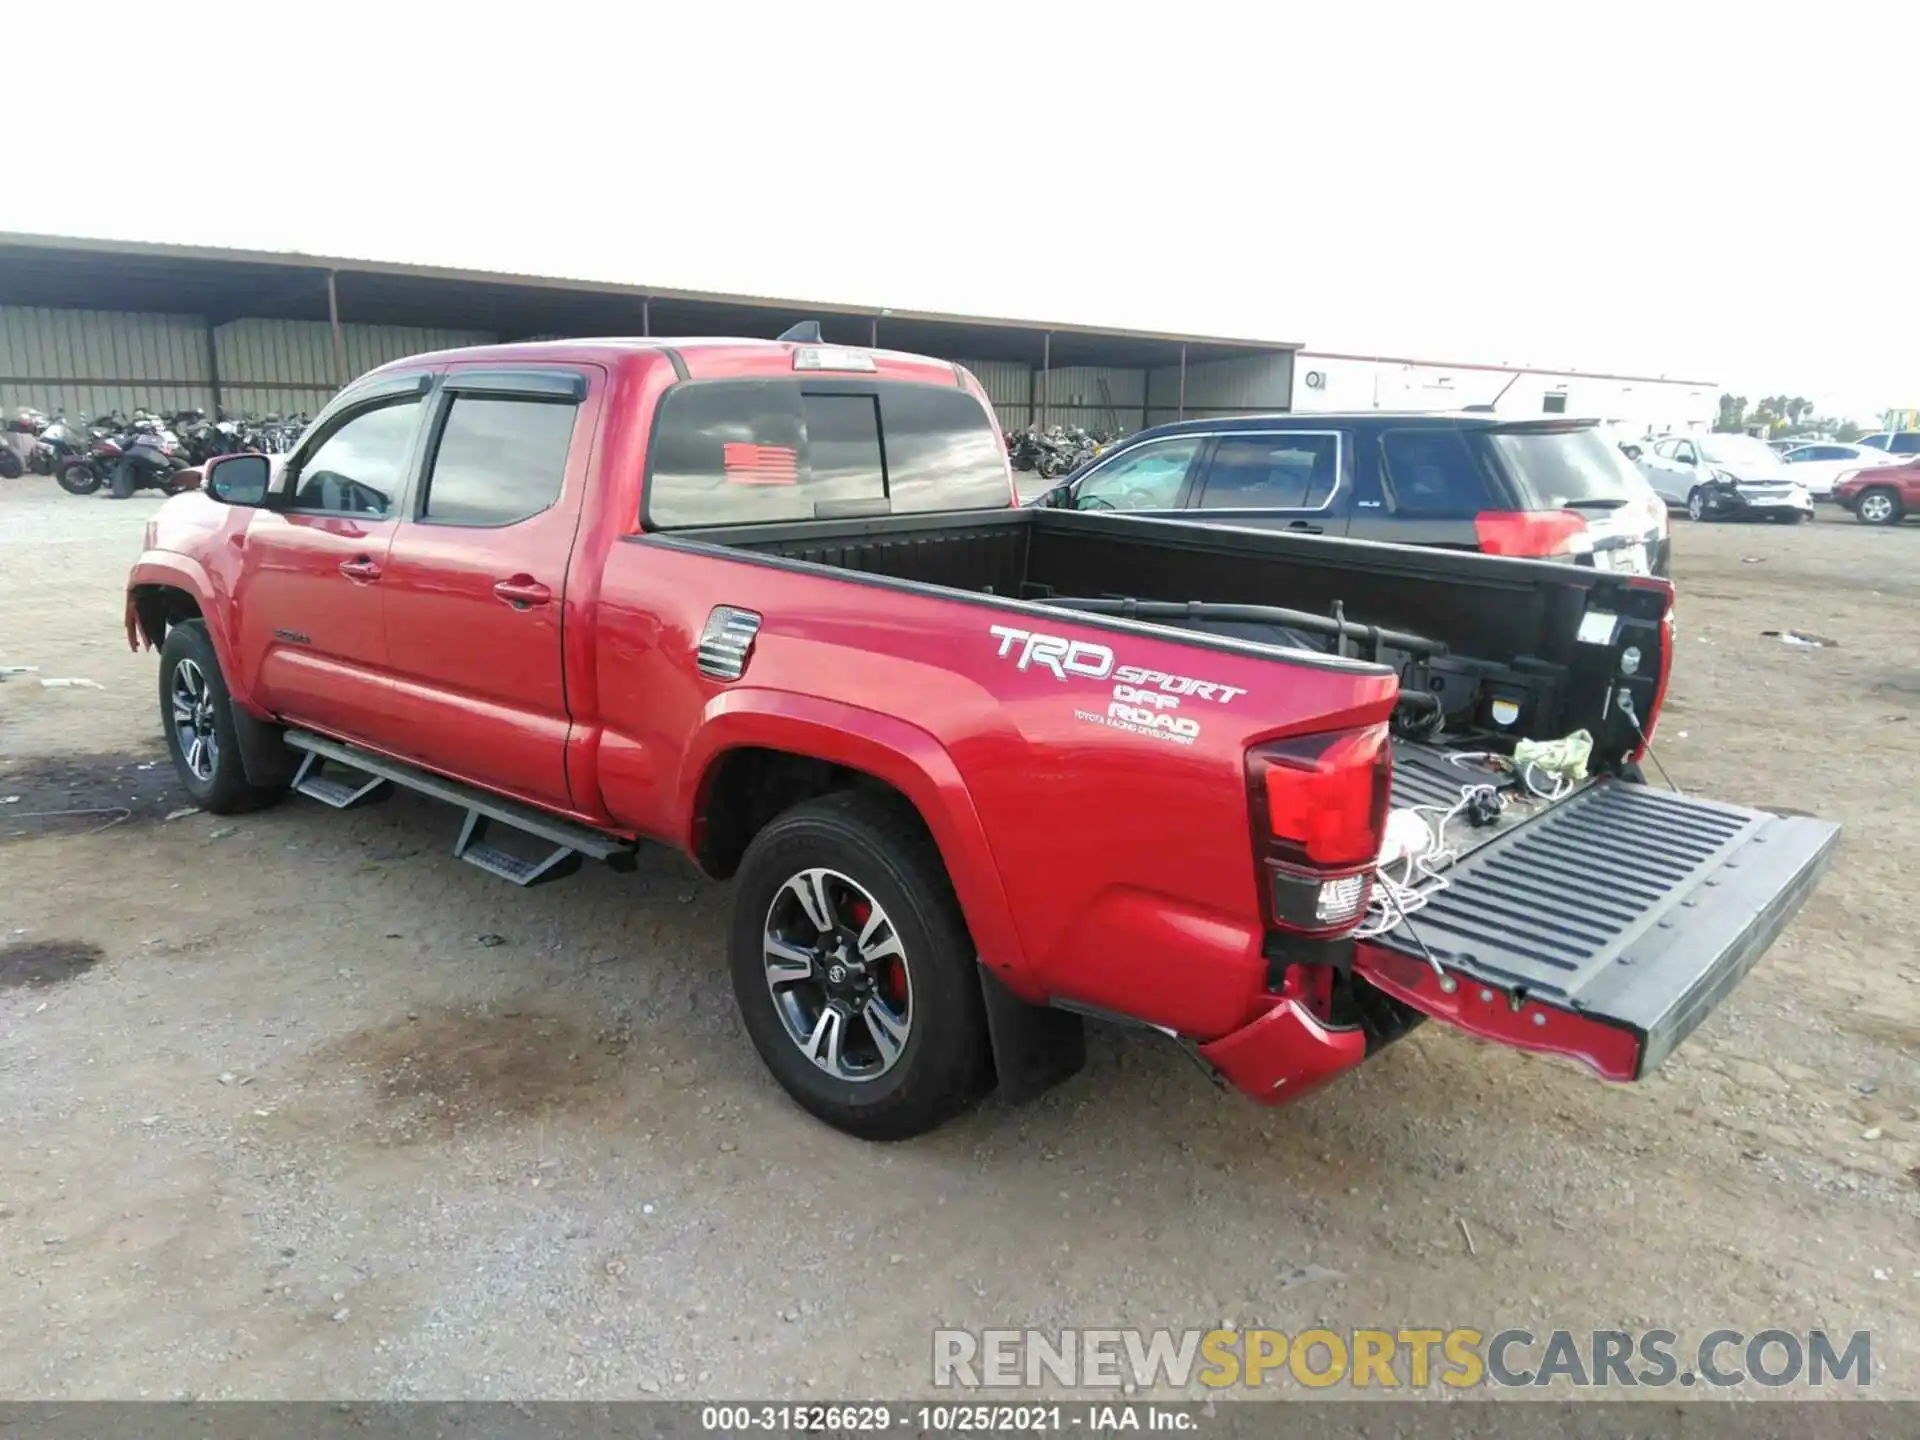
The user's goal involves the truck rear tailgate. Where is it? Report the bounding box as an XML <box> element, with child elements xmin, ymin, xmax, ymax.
<box><xmin>1355</xmin><ymin>771</ymin><xmax>1839</xmax><ymax>1079</ymax></box>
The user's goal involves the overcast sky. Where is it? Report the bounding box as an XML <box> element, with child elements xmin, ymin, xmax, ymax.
<box><xmin>14</xmin><ymin>3</ymin><xmax>1909</xmax><ymax>421</ymax></box>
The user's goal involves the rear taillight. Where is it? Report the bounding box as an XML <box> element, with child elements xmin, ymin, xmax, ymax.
<box><xmin>1246</xmin><ymin>725</ymin><xmax>1392</xmax><ymax>936</ymax></box>
<box><xmin>1474</xmin><ymin>509</ymin><xmax>1588</xmax><ymax>558</ymax></box>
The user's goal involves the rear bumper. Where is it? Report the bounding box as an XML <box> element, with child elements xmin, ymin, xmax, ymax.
<box><xmin>1197</xmin><ymin>996</ymin><xmax>1368</xmax><ymax>1102</ymax></box>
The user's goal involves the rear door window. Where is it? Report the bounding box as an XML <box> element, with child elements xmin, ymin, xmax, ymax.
<box><xmin>420</xmin><ymin>395</ymin><xmax>578</xmax><ymax>526</ymax></box>
<box><xmin>1378</xmin><ymin>428</ymin><xmax>1494</xmax><ymax>517</ymax></box>
<box><xmin>1197</xmin><ymin>433</ymin><xmax>1339</xmax><ymax>510</ymax></box>
<box><xmin>1890</xmin><ymin>433</ymin><xmax>1920</xmax><ymax>456</ymax></box>
<box><xmin>646</xmin><ymin>379</ymin><xmax>1008</xmax><ymax>527</ymax></box>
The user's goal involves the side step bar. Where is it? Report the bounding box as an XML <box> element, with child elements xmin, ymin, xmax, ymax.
<box><xmin>283</xmin><ymin>729</ymin><xmax>638</xmax><ymax>887</ymax></box>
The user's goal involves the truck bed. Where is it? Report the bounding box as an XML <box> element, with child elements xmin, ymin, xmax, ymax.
<box><xmin>664</xmin><ymin>505</ymin><xmax>1672</xmax><ymax>764</ymax></box>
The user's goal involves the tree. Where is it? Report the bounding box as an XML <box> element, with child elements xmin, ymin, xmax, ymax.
<box><xmin>1834</xmin><ymin>419</ymin><xmax>1863</xmax><ymax>443</ymax></box>
<box><xmin>1716</xmin><ymin>394</ymin><xmax>1748</xmax><ymax>431</ymax></box>
<box><xmin>1786</xmin><ymin>396</ymin><xmax>1813</xmax><ymax>425</ymax></box>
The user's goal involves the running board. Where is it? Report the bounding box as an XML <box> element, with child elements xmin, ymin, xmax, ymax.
<box><xmin>283</xmin><ymin>730</ymin><xmax>638</xmax><ymax>886</ymax></box>
<box><xmin>291</xmin><ymin>750</ymin><xmax>391</xmax><ymax>809</ymax></box>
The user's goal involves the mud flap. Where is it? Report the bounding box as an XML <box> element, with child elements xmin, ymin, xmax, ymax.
<box><xmin>1356</xmin><ymin>780</ymin><xmax>1839</xmax><ymax>1079</ymax></box>
<box><xmin>978</xmin><ymin>965</ymin><xmax>1086</xmax><ymax>1104</ymax></box>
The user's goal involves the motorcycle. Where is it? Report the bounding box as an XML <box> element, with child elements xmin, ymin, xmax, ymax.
<box><xmin>58</xmin><ymin>419</ymin><xmax>197</xmax><ymax>498</ymax></box>
<box><xmin>30</xmin><ymin>413</ymin><xmax>89</xmax><ymax>474</ymax></box>
<box><xmin>1</xmin><ymin>408</ymin><xmax>47</xmax><ymax>480</ymax></box>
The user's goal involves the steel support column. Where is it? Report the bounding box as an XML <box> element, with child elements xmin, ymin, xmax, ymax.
<box><xmin>1041</xmin><ymin>332</ymin><xmax>1052</xmax><ymax>427</ymax></box>
<box><xmin>326</xmin><ymin>271</ymin><xmax>347</xmax><ymax>387</ymax></box>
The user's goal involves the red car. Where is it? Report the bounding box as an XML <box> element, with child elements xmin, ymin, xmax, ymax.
<box><xmin>1832</xmin><ymin>457</ymin><xmax>1920</xmax><ymax>525</ymax></box>
<box><xmin>124</xmin><ymin>335</ymin><xmax>1837</xmax><ymax>1141</ymax></box>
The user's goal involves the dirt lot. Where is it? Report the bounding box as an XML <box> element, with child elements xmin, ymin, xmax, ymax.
<box><xmin>2</xmin><ymin>479</ymin><xmax>1916</xmax><ymax>1401</ymax></box>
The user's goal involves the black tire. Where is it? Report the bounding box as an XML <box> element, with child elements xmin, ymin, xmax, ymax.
<box><xmin>1855</xmin><ymin>486</ymin><xmax>1903</xmax><ymax>526</ymax></box>
<box><xmin>109</xmin><ymin>460</ymin><xmax>134</xmax><ymax>499</ymax></box>
<box><xmin>57</xmin><ymin>461</ymin><xmax>101</xmax><ymax>495</ymax></box>
<box><xmin>1685</xmin><ymin>486</ymin><xmax>1709</xmax><ymax>522</ymax></box>
<box><xmin>729</xmin><ymin>791</ymin><xmax>989</xmax><ymax>1140</ymax></box>
<box><xmin>157</xmin><ymin>621</ymin><xmax>286</xmax><ymax>815</ymax></box>
<box><xmin>0</xmin><ymin>447</ymin><xmax>21</xmax><ymax>480</ymax></box>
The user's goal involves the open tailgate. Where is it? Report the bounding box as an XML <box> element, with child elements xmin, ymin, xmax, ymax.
<box><xmin>1354</xmin><ymin>771</ymin><xmax>1839</xmax><ymax>1080</ymax></box>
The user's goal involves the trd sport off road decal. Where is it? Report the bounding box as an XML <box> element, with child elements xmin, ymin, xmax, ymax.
<box><xmin>989</xmin><ymin>624</ymin><xmax>1245</xmax><ymax>747</ymax></box>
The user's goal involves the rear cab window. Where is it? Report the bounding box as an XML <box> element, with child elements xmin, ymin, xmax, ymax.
<box><xmin>645</xmin><ymin>379</ymin><xmax>1009</xmax><ymax>528</ymax></box>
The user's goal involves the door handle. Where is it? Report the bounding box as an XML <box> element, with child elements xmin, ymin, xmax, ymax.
<box><xmin>492</xmin><ymin>576</ymin><xmax>552</xmax><ymax>609</ymax></box>
<box><xmin>338</xmin><ymin>556</ymin><xmax>382</xmax><ymax>581</ymax></box>
<box><xmin>1286</xmin><ymin>520</ymin><xmax>1324</xmax><ymax>534</ymax></box>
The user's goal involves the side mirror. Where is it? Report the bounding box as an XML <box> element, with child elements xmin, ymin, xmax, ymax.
<box><xmin>203</xmin><ymin>452</ymin><xmax>271</xmax><ymax>507</ymax></box>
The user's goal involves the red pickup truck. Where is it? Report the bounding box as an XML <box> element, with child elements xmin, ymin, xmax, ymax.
<box><xmin>126</xmin><ymin>335</ymin><xmax>1838</xmax><ymax>1141</ymax></box>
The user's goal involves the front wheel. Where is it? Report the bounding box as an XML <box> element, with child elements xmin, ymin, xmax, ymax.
<box><xmin>1686</xmin><ymin>486</ymin><xmax>1710</xmax><ymax>522</ymax></box>
<box><xmin>57</xmin><ymin>460</ymin><xmax>101</xmax><ymax>495</ymax></box>
<box><xmin>158</xmin><ymin>622</ymin><xmax>286</xmax><ymax>814</ymax></box>
<box><xmin>1856</xmin><ymin>487</ymin><xmax>1903</xmax><ymax>526</ymax></box>
<box><xmin>729</xmin><ymin>791</ymin><xmax>989</xmax><ymax>1140</ymax></box>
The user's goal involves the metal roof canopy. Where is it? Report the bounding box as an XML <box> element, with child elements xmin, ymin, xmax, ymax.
<box><xmin>0</xmin><ymin>232</ymin><xmax>1297</xmax><ymax>371</ymax></box>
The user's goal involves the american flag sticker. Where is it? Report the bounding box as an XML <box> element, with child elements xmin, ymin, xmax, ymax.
<box><xmin>722</xmin><ymin>442</ymin><xmax>800</xmax><ymax>485</ymax></box>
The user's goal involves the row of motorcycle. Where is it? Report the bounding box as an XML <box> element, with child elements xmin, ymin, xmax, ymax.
<box><xmin>1004</xmin><ymin>424</ymin><xmax>1122</xmax><ymax>480</ymax></box>
<box><xmin>0</xmin><ymin>407</ymin><xmax>309</xmax><ymax>498</ymax></box>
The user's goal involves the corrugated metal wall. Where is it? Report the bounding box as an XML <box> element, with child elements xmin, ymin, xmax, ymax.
<box><xmin>956</xmin><ymin>359</ymin><xmax>1157</xmax><ymax>433</ymax></box>
<box><xmin>0</xmin><ymin>306</ymin><xmax>494</xmax><ymax>423</ymax></box>
<box><xmin>0</xmin><ymin>306</ymin><xmax>214</xmax><ymax>418</ymax></box>
<box><xmin>2</xmin><ymin>302</ymin><xmax>1298</xmax><ymax>438</ymax></box>
<box><xmin>212</xmin><ymin>319</ymin><xmax>494</xmax><ymax>418</ymax></box>
<box><xmin>1145</xmin><ymin>352</ymin><xmax>1293</xmax><ymax>423</ymax></box>
<box><xmin>958</xmin><ymin>359</ymin><xmax>1031</xmax><ymax>431</ymax></box>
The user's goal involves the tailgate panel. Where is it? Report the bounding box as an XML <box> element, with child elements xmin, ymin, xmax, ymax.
<box><xmin>1371</xmin><ymin>778</ymin><xmax>1839</xmax><ymax>1075</ymax></box>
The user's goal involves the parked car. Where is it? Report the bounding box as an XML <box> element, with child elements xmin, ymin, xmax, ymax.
<box><xmin>1777</xmin><ymin>440</ymin><xmax>1902</xmax><ymax>499</ymax></box>
<box><xmin>1831</xmin><ymin>455</ymin><xmax>1920</xmax><ymax>525</ymax></box>
<box><xmin>1029</xmin><ymin>412</ymin><xmax>1671</xmax><ymax>577</ymax></box>
<box><xmin>1856</xmin><ymin>431</ymin><xmax>1920</xmax><ymax>457</ymax></box>
<box><xmin>1635</xmin><ymin>433</ymin><xmax>1814</xmax><ymax>522</ymax></box>
<box><xmin>126</xmin><ymin>336</ymin><xmax>1835</xmax><ymax>1141</ymax></box>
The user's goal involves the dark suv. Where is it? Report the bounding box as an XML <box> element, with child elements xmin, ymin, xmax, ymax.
<box><xmin>1030</xmin><ymin>412</ymin><xmax>1671</xmax><ymax>577</ymax></box>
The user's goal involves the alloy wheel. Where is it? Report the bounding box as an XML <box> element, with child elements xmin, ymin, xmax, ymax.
<box><xmin>763</xmin><ymin>867</ymin><xmax>913</xmax><ymax>1082</ymax></box>
<box><xmin>170</xmin><ymin>659</ymin><xmax>219</xmax><ymax>782</ymax></box>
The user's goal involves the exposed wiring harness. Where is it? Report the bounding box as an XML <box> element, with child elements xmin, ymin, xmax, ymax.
<box><xmin>1353</xmin><ymin>782</ymin><xmax>1502</xmax><ymax>942</ymax></box>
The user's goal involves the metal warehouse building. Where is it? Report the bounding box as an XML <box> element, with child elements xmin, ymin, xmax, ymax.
<box><xmin>0</xmin><ymin>233</ymin><xmax>1298</xmax><ymax>434</ymax></box>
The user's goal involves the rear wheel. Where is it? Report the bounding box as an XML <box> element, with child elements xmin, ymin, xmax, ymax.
<box><xmin>158</xmin><ymin>622</ymin><xmax>286</xmax><ymax>814</ymax></box>
<box><xmin>1856</xmin><ymin>487</ymin><xmax>1902</xmax><ymax>526</ymax></box>
<box><xmin>729</xmin><ymin>791</ymin><xmax>989</xmax><ymax>1140</ymax></box>
<box><xmin>0</xmin><ymin>447</ymin><xmax>21</xmax><ymax>480</ymax></box>
<box><xmin>57</xmin><ymin>460</ymin><xmax>100</xmax><ymax>495</ymax></box>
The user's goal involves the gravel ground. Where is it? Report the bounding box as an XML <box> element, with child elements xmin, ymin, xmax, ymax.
<box><xmin>1</xmin><ymin>478</ymin><xmax>1916</xmax><ymax>1401</ymax></box>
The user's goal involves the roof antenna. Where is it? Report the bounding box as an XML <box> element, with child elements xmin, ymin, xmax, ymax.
<box><xmin>776</xmin><ymin>320</ymin><xmax>824</xmax><ymax>344</ymax></box>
